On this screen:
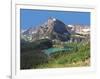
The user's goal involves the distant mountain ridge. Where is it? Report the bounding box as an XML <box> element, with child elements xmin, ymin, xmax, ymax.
<box><xmin>21</xmin><ymin>17</ymin><xmax>90</xmax><ymax>42</ymax></box>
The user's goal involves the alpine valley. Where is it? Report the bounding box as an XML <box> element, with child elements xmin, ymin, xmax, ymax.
<box><xmin>21</xmin><ymin>17</ymin><xmax>90</xmax><ymax>69</ymax></box>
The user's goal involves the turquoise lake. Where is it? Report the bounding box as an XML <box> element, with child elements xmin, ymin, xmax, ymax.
<box><xmin>43</xmin><ymin>47</ymin><xmax>73</xmax><ymax>55</ymax></box>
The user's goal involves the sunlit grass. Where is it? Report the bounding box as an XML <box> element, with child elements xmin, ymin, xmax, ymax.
<box><xmin>36</xmin><ymin>42</ymin><xmax>90</xmax><ymax>68</ymax></box>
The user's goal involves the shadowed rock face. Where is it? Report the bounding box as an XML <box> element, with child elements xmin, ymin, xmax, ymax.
<box><xmin>53</xmin><ymin>19</ymin><xmax>69</xmax><ymax>34</ymax></box>
<box><xmin>22</xmin><ymin>17</ymin><xmax>70</xmax><ymax>42</ymax></box>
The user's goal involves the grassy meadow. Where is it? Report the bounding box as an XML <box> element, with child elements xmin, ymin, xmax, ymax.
<box><xmin>21</xmin><ymin>39</ymin><xmax>90</xmax><ymax>69</ymax></box>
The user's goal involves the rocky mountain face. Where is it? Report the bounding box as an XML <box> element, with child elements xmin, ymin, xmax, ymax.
<box><xmin>21</xmin><ymin>17</ymin><xmax>71</xmax><ymax>42</ymax></box>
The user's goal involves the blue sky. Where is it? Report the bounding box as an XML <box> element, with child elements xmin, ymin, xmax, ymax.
<box><xmin>20</xmin><ymin>9</ymin><xmax>90</xmax><ymax>30</ymax></box>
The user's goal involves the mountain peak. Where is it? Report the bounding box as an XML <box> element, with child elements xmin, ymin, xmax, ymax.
<box><xmin>22</xmin><ymin>17</ymin><xmax>70</xmax><ymax>42</ymax></box>
<box><xmin>48</xmin><ymin>17</ymin><xmax>56</xmax><ymax>21</ymax></box>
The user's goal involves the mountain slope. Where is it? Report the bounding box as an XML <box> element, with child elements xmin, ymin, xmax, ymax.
<box><xmin>22</xmin><ymin>17</ymin><xmax>70</xmax><ymax>42</ymax></box>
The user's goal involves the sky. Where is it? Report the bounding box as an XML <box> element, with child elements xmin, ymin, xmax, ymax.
<box><xmin>20</xmin><ymin>9</ymin><xmax>90</xmax><ymax>30</ymax></box>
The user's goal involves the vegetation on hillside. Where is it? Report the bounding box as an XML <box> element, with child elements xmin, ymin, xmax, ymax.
<box><xmin>37</xmin><ymin>42</ymin><xmax>90</xmax><ymax>68</ymax></box>
<box><xmin>21</xmin><ymin>39</ymin><xmax>90</xmax><ymax>69</ymax></box>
